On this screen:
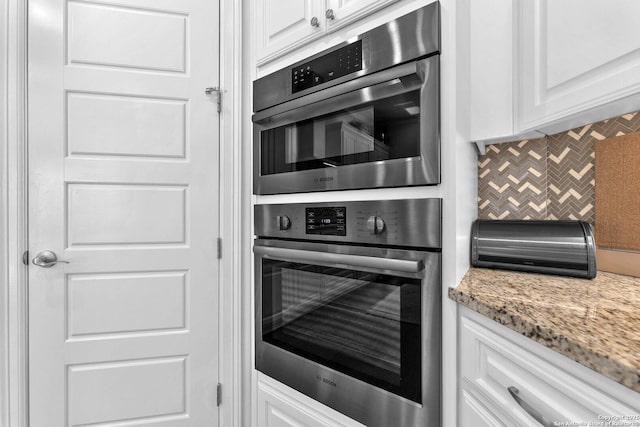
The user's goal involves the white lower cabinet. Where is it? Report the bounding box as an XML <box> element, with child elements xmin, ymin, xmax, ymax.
<box><xmin>460</xmin><ymin>388</ymin><xmax>511</xmax><ymax>427</ymax></box>
<box><xmin>458</xmin><ymin>307</ymin><xmax>640</xmax><ymax>427</ymax></box>
<box><xmin>257</xmin><ymin>375</ymin><xmax>365</xmax><ymax>427</ymax></box>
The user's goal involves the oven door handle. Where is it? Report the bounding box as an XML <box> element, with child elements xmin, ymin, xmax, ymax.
<box><xmin>253</xmin><ymin>246</ymin><xmax>424</xmax><ymax>273</ymax></box>
<box><xmin>252</xmin><ymin>58</ymin><xmax>433</xmax><ymax>125</ymax></box>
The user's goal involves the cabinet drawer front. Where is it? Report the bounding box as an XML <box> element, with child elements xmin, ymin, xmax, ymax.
<box><xmin>460</xmin><ymin>311</ymin><xmax>640</xmax><ymax>426</ymax></box>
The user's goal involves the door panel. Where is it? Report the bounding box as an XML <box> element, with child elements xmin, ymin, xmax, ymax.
<box><xmin>68</xmin><ymin>356</ymin><xmax>187</xmax><ymax>425</ymax></box>
<box><xmin>67</xmin><ymin>1</ymin><xmax>188</xmax><ymax>73</ymax></box>
<box><xmin>28</xmin><ymin>0</ymin><xmax>220</xmax><ymax>425</ymax></box>
<box><xmin>67</xmin><ymin>93</ymin><xmax>188</xmax><ymax>159</ymax></box>
<box><xmin>66</xmin><ymin>271</ymin><xmax>187</xmax><ymax>338</ymax></box>
<box><xmin>67</xmin><ymin>184</ymin><xmax>188</xmax><ymax>245</ymax></box>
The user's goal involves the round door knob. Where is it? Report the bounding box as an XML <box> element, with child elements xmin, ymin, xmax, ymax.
<box><xmin>366</xmin><ymin>216</ymin><xmax>385</xmax><ymax>235</ymax></box>
<box><xmin>310</xmin><ymin>16</ymin><xmax>319</xmax><ymax>27</ymax></box>
<box><xmin>277</xmin><ymin>215</ymin><xmax>291</xmax><ymax>230</ymax></box>
<box><xmin>32</xmin><ymin>250</ymin><xmax>70</xmax><ymax>268</ymax></box>
<box><xmin>325</xmin><ymin>9</ymin><xmax>335</xmax><ymax>20</ymax></box>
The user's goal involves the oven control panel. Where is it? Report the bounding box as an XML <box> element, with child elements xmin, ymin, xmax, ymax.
<box><xmin>254</xmin><ymin>199</ymin><xmax>442</xmax><ymax>249</ymax></box>
<box><xmin>306</xmin><ymin>207</ymin><xmax>346</xmax><ymax>236</ymax></box>
<box><xmin>291</xmin><ymin>40</ymin><xmax>362</xmax><ymax>94</ymax></box>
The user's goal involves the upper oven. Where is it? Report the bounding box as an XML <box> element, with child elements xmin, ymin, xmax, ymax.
<box><xmin>252</xmin><ymin>3</ymin><xmax>440</xmax><ymax>195</ymax></box>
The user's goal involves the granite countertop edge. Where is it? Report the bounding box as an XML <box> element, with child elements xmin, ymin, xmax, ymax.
<box><xmin>449</xmin><ymin>269</ymin><xmax>640</xmax><ymax>394</ymax></box>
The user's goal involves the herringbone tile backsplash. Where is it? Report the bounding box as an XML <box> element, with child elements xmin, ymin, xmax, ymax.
<box><xmin>477</xmin><ymin>111</ymin><xmax>640</xmax><ymax>223</ymax></box>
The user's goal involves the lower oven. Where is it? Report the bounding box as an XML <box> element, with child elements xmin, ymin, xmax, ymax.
<box><xmin>254</xmin><ymin>199</ymin><xmax>441</xmax><ymax>427</ymax></box>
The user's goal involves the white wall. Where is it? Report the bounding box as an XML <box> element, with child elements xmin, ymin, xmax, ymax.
<box><xmin>1</xmin><ymin>0</ymin><xmax>9</xmax><ymax>420</ymax></box>
<box><xmin>240</xmin><ymin>3</ymin><xmax>254</xmax><ymax>426</ymax></box>
<box><xmin>3</xmin><ymin>0</ymin><xmax>30</xmax><ymax>417</ymax></box>
<box><xmin>442</xmin><ymin>0</ymin><xmax>477</xmax><ymax>425</ymax></box>
<box><xmin>218</xmin><ymin>2</ymin><xmax>244</xmax><ymax>427</ymax></box>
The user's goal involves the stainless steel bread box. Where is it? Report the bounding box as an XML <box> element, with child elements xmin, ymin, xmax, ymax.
<box><xmin>471</xmin><ymin>220</ymin><xmax>597</xmax><ymax>278</ymax></box>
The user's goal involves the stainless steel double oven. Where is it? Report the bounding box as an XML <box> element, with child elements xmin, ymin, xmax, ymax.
<box><xmin>254</xmin><ymin>199</ymin><xmax>442</xmax><ymax>426</ymax></box>
<box><xmin>252</xmin><ymin>4</ymin><xmax>442</xmax><ymax>426</ymax></box>
<box><xmin>252</xmin><ymin>3</ymin><xmax>440</xmax><ymax>195</ymax></box>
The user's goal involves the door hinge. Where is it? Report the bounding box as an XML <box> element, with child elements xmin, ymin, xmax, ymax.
<box><xmin>216</xmin><ymin>383</ymin><xmax>222</xmax><ymax>406</ymax></box>
<box><xmin>217</xmin><ymin>237</ymin><xmax>222</xmax><ymax>259</ymax></box>
<box><xmin>22</xmin><ymin>250</ymin><xmax>29</xmax><ymax>266</ymax></box>
<box><xmin>205</xmin><ymin>87</ymin><xmax>222</xmax><ymax>113</ymax></box>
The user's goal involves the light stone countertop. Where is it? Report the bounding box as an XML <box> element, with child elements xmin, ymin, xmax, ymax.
<box><xmin>448</xmin><ymin>268</ymin><xmax>640</xmax><ymax>393</ymax></box>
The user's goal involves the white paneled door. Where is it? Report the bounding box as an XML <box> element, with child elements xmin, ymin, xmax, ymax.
<box><xmin>27</xmin><ymin>0</ymin><xmax>220</xmax><ymax>426</ymax></box>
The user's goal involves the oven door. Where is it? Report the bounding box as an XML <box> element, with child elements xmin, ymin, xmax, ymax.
<box><xmin>252</xmin><ymin>55</ymin><xmax>439</xmax><ymax>195</ymax></box>
<box><xmin>254</xmin><ymin>238</ymin><xmax>441</xmax><ymax>427</ymax></box>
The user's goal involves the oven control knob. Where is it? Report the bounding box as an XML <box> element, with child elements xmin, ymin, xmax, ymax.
<box><xmin>366</xmin><ymin>216</ymin><xmax>385</xmax><ymax>235</ymax></box>
<box><xmin>277</xmin><ymin>215</ymin><xmax>291</xmax><ymax>230</ymax></box>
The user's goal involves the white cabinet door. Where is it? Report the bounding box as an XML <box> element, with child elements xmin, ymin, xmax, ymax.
<box><xmin>325</xmin><ymin>0</ymin><xmax>398</xmax><ymax>32</ymax></box>
<box><xmin>253</xmin><ymin>0</ymin><xmax>402</xmax><ymax>67</ymax></box>
<box><xmin>469</xmin><ymin>0</ymin><xmax>515</xmax><ymax>141</ymax></box>
<box><xmin>517</xmin><ymin>0</ymin><xmax>640</xmax><ymax>131</ymax></box>
<box><xmin>254</xmin><ymin>0</ymin><xmax>324</xmax><ymax>66</ymax></box>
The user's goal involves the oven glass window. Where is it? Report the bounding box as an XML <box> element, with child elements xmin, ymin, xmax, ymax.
<box><xmin>261</xmin><ymin>259</ymin><xmax>422</xmax><ymax>403</ymax></box>
<box><xmin>260</xmin><ymin>90</ymin><xmax>420</xmax><ymax>175</ymax></box>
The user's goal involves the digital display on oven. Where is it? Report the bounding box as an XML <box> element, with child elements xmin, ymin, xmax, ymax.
<box><xmin>291</xmin><ymin>40</ymin><xmax>362</xmax><ymax>94</ymax></box>
<box><xmin>306</xmin><ymin>207</ymin><xmax>346</xmax><ymax>236</ymax></box>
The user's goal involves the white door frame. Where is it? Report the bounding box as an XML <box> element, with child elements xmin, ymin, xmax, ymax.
<box><xmin>0</xmin><ymin>0</ymin><xmax>243</xmax><ymax>425</ymax></box>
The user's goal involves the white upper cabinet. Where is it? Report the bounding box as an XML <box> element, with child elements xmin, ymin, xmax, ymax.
<box><xmin>254</xmin><ymin>0</ymin><xmax>397</xmax><ymax>67</ymax></box>
<box><xmin>324</xmin><ymin>0</ymin><xmax>398</xmax><ymax>32</ymax></box>
<box><xmin>469</xmin><ymin>0</ymin><xmax>516</xmax><ymax>142</ymax></box>
<box><xmin>254</xmin><ymin>0</ymin><xmax>325</xmax><ymax>66</ymax></box>
<box><xmin>517</xmin><ymin>0</ymin><xmax>640</xmax><ymax>132</ymax></box>
<box><xmin>470</xmin><ymin>0</ymin><xmax>640</xmax><ymax>146</ymax></box>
